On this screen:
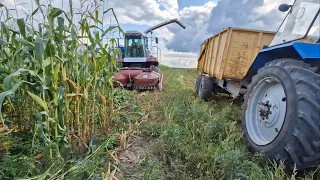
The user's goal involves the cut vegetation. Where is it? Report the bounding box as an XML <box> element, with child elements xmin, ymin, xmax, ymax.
<box><xmin>1</xmin><ymin>0</ymin><xmax>319</xmax><ymax>179</ymax></box>
<box><xmin>116</xmin><ymin>66</ymin><xmax>319</xmax><ymax>179</ymax></box>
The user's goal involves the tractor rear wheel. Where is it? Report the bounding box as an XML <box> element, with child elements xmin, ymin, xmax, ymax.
<box><xmin>242</xmin><ymin>58</ymin><xmax>320</xmax><ymax>170</ymax></box>
<box><xmin>198</xmin><ymin>75</ymin><xmax>213</xmax><ymax>101</ymax></box>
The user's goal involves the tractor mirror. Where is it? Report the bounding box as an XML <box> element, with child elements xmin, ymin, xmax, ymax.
<box><xmin>155</xmin><ymin>37</ymin><xmax>159</xmax><ymax>44</ymax></box>
<box><xmin>279</xmin><ymin>4</ymin><xmax>292</xmax><ymax>12</ymax></box>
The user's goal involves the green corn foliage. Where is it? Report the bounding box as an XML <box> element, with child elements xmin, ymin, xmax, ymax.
<box><xmin>0</xmin><ymin>0</ymin><xmax>123</xmax><ymax>158</ymax></box>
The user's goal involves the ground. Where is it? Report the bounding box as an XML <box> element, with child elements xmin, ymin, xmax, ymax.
<box><xmin>115</xmin><ymin>66</ymin><xmax>319</xmax><ymax>179</ymax></box>
<box><xmin>1</xmin><ymin>66</ymin><xmax>318</xmax><ymax>179</ymax></box>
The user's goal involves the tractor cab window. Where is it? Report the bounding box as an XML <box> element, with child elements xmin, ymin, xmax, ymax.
<box><xmin>308</xmin><ymin>14</ymin><xmax>320</xmax><ymax>40</ymax></box>
<box><xmin>125</xmin><ymin>37</ymin><xmax>146</xmax><ymax>58</ymax></box>
<box><xmin>270</xmin><ymin>0</ymin><xmax>320</xmax><ymax>46</ymax></box>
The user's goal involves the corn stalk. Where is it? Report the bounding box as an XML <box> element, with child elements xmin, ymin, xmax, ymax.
<box><xmin>0</xmin><ymin>0</ymin><xmax>123</xmax><ymax>157</ymax></box>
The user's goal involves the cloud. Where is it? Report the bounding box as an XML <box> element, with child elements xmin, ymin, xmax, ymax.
<box><xmin>104</xmin><ymin>0</ymin><xmax>216</xmax><ymax>53</ymax></box>
<box><xmin>161</xmin><ymin>51</ymin><xmax>198</xmax><ymax>68</ymax></box>
<box><xmin>208</xmin><ymin>0</ymin><xmax>292</xmax><ymax>33</ymax></box>
<box><xmin>1</xmin><ymin>0</ymin><xmax>298</xmax><ymax>68</ymax></box>
<box><xmin>105</xmin><ymin>0</ymin><xmax>294</xmax><ymax>66</ymax></box>
<box><xmin>166</xmin><ymin>0</ymin><xmax>293</xmax><ymax>53</ymax></box>
<box><xmin>106</xmin><ymin>0</ymin><xmax>179</xmax><ymax>26</ymax></box>
<box><xmin>165</xmin><ymin>1</ymin><xmax>216</xmax><ymax>52</ymax></box>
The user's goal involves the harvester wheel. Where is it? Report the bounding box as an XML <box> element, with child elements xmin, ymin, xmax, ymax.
<box><xmin>242</xmin><ymin>58</ymin><xmax>320</xmax><ymax>170</ymax></box>
<box><xmin>198</xmin><ymin>75</ymin><xmax>213</xmax><ymax>101</ymax></box>
<box><xmin>153</xmin><ymin>66</ymin><xmax>161</xmax><ymax>74</ymax></box>
<box><xmin>195</xmin><ymin>74</ymin><xmax>202</xmax><ymax>94</ymax></box>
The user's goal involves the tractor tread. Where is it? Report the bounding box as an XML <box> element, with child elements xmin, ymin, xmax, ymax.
<box><xmin>284</xmin><ymin>144</ymin><xmax>302</xmax><ymax>167</ymax></box>
<box><xmin>294</xmin><ymin>79</ymin><xmax>320</xmax><ymax>93</ymax></box>
<box><xmin>299</xmin><ymin>112</ymin><xmax>320</xmax><ymax>137</ymax></box>
<box><xmin>297</xmin><ymin>93</ymin><xmax>320</xmax><ymax>112</ymax></box>
<box><xmin>292</xmin><ymin>129</ymin><xmax>315</xmax><ymax>156</ymax></box>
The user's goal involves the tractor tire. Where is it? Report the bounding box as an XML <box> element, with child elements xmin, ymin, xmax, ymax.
<box><xmin>242</xmin><ymin>58</ymin><xmax>320</xmax><ymax>170</ymax></box>
<box><xmin>198</xmin><ymin>75</ymin><xmax>213</xmax><ymax>101</ymax></box>
<box><xmin>195</xmin><ymin>74</ymin><xmax>202</xmax><ymax>94</ymax></box>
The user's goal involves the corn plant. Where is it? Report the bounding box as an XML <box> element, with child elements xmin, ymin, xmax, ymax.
<box><xmin>0</xmin><ymin>0</ymin><xmax>123</xmax><ymax>159</ymax></box>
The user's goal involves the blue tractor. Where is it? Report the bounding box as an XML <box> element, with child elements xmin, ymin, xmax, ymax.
<box><xmin>242</xmin><ymin>0</ymin><xmax>320</xmax><ymax>170</ymax></box>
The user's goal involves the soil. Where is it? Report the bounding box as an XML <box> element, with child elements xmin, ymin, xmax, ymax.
<box><xmin>116</xmin><ymin>90</ymin><xmax>162</xmax><ymax>179</ymax></box>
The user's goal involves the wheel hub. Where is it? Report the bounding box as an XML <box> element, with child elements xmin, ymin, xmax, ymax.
<box><xmin>246</xmin><ymin>77</ymin><xmax>287</xmax><ymax>145</ymax></box>
<box><xmin>259</xmin><ymin>100</ymin><xmax>271</xmax><ymax>120</ymax></box>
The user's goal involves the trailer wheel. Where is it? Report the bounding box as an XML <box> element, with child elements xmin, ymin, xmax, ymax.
<box><xmin>242</xmin><ymin>58</ymin><xmax>320</xmax><ymax>170</ymax></box>
<box><xmin>198</xmin><ymin>76</ymin><xmax>213</xmax><ymax>101</ymax></box>
<box><xmin>195</xmin><ymin>75</ymin><xmax>202</xmax><ymax>94</ymax></box>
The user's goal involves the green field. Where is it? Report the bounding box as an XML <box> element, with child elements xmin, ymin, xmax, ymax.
<box><xmin>114</xmin><ymin>66</ymin><xmax>319</xmax><ymax>179</ymax></box>
<box><xmin>1</xmin><ymin>64</ymin><xmax>319</xmax><ymax>179</ymax></box>
<box><xmin>0</xmin><ymin>0</ymin><xmax>319</xmax><ymax>179</ymax></box>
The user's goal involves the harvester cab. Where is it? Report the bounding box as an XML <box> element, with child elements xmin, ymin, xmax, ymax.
<box><xmin>113</xmin><ymin>19</ymin><xmax>186</xmax><ymax>91</ymax></box>
<box><xmin>122</xmin><ymin>31</ymin><xmax>159</xmax><ymax>69</ymax></box>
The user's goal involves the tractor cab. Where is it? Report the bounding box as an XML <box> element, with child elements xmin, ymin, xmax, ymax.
<box><xmin>270</xmin><ymin>0</ymin><xmax>320</xmax><ymax>46</ymax></box>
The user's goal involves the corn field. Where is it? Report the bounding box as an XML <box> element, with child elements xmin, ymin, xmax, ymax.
<box><xmin>0</xmin><ymin>0</ymin><xmax>123</xmax><ymax>160</ymax></box>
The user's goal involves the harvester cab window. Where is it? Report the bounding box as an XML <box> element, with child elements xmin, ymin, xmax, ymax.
<box><xmin>125</xmin><ymin>37</ymin><xmax>145</xmax><ymax>58</ymax></box>
<box><xmin>270</xmin><ymin>0</ymin><xmax>320</xmax><ymax>46</ymax></box>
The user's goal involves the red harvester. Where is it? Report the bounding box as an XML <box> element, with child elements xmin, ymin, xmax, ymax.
<box><xmin>113</xmin><ymin>19</ymin><xmax>186</xmax><ymax>91</ymax></box>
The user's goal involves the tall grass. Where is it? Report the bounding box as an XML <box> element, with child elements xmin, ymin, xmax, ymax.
<box><xmin>0</xmin><ymin>0</ymin><xmax>122</xmax><ymax>160</ymax></box>
<box><xmin>134</xmin><ymin>66</ymin><xmax>319</xmax><ymax>179</ymax></box>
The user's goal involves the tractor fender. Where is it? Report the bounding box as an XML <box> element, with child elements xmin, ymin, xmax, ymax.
<box><xmin>249</xmin><ymin>42</ymin><xmax>320</xmax><ymax>71</ymax></box>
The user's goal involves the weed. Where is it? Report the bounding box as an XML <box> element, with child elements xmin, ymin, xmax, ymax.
<box><xmin>134</xmin><ymin>66</ymin><xmax>315</xmax><ymax>180</ymax></box>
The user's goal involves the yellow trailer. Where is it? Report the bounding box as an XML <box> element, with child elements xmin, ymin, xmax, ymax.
<box><xmin>197</xmin><ymin>27</ymin><xmax>275</xmax><ymax>80</ymax></box>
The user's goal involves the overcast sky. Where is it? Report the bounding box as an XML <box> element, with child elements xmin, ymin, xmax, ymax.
<box><xmin>1</xmin><ymin>0</ymin><xmax>294</xmax><ymax>68</ymax></box>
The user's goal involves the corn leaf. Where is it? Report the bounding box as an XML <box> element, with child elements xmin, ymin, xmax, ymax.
<box><xmin>27</xmin><ymin>91</ymin><xmax>48</xmax><ymax>111</ymax></box>
<box><xmin>49</xmin><ymin>7</ymin><xmax>63</xmax><ymax>19</ymax></box>
<box><xmin>3</xmin><ymin>68</ymin><xmax>37</xmax><ymax>90</ymax></box>
<box><xmin>89</xmin><ymin>25</ymin><xmax>103</xmax><ymax>32</ymax></box>
<box><xmin>57</xmin><ymin>17</ymin><xmax>64</xmax><ymax>36</ymax></box>
<box><xmin>69</xmin><ymin>0</ymin><xmax>73</xmax><ymax>16</ymax></box>
<box><xmin>32</xmin><ymin>8</ymin><xmax>39</xmax><ymax>16</ymax></box>
<box><xmin>15</xmin><ymin>38</ymin><xmax>35</xmax><ymax>48</ymax></box>
<box><xmin>17</xmin><ymin>18</ymin><xmax>27</xmax><ymax>38</ymax></box>
<box><xmin>0</xmin><ymin>81</ymin><xmax>24</xmax><ymax>120</ymax></box>
<box><xmin>101</xmin><ymin>26</ymin><xmax>116</xmax><ymax>37</ymax></box>
<box><xmin>34</xmin><ymin>112</ymin><xmax>52</xmax><ymax>144</ymax></box>
<box><xmin>103</xmin><ymin>8</ymin><xmax>119</xmax><ymax>25</ymax></box>
<box><xmin>45</xmin><ymin>39</ymin><xmax>56</xmax><ymax>57</ymax></box>
<box><xmin>0</xmin><ymin>38</ymin><xmax>7</xmax><ymax>45</ymax></box>
<box><xmin>35</xmin><ymin>37</ymin><xmax>48</xmax><ymax>63</ymax></box>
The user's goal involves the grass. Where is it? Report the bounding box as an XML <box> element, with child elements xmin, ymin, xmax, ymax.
<box><xmin>127</xmin><ymin>65</ymin><xmax>319</xmax><ymax>180</ymax></box>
